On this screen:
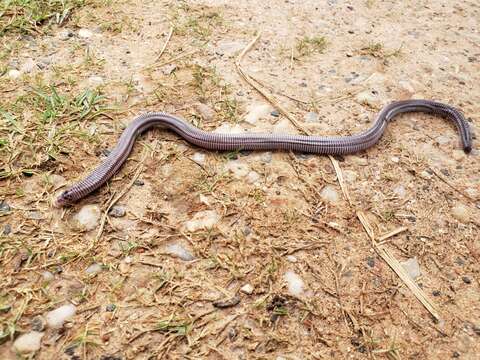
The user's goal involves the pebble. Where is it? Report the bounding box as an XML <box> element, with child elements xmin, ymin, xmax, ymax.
<box><xmin>284</xmin><ymin>271</ymin><xmax>304</xmax><ymax>296</ymax></box>
<box><xmin>270</xmin><ymin>110</ymin><xmax>280</xmax><ymax>117</ymax></box>
<box><xmin>451</xmin><ymin>203</ymin><xmax>471</xmax><ymax>223</ymax></box>
<box><xmin>3</xmin><ymin>224</ymin><xmax>11</xmax><ymax>235</ymax></box>
<box><xmin>50</xmin><ymin>174</ymin><xmax>66</xmax><ymax>188</ymax></box>
<box><xmin>246</xmin><ymin>171</ymin><xmax>261</xmax><ymax>184</ymax></box>
<box><xmin>134</xmin><ymin>179</ymin><xmax>144</xmax><ymax>186</ymax></box>
<box><xmin>41</xmin><ymin>271</ymin><xmax>54</xmax><ymax>282</ymax></box>
<box><xmin>240</xmin><ymin>284</ymin><xmax>254</xmax><ymax>295</ymax></box>
<box><xmin>27</xmin><ymin>211</ymin><xmax>44</xmax><ymax>220</ymax></box>
<box><xmin>78</xmin><ymin>28</ymin><xmax>93</xmax><ymax>38</ymax></box>
<box><xmin>108</xmin><ymin>205</ymin><xmax>126</xmax><ymax>218</ymax></box>
<box><xmin>215</xmin><ymin>40</ymin><xmax>245</xmax><ymax>57</ymax></box>
<box><xmin>45</xmin><ymin>304</ymin><xmax>76</xmax><ymax>328</ymax></box>
<box><xmin>12</xmin><ymin>331</ymin><xmax>44</xmax><ymax>353</ymax></box>
<box><xmin>391</xmin><ymin>156</ymin><xmax>400</xmax><ymax>163</ymax></box>
<box><xmin>106</xmin><ymin>304</ymin><xmax>116</xmax><ymax>312</ymax></box>
<box><xmin>462</xmin><ymin>276</ymin><xmax>471</xmax><ymax>284</ymax></box>
<box><xmin>85</xmin><ymin>263</ymin><xmax>103</xmax><ymax>275</ymax></box>
<box><xmin>57</xmin><ymin>29</ymin><xmax>74</xmax><ymax>40</ymax></box>
<box><xmin>304</xmin><ymin>112</ymin><xmax>319</xmax><ymax>123</ymax></box>
<box><xmin>393</xmin><ymin>185</ymin><xmax>407</xmax><ymax>198</ymax></box>
<box><xmin>184</xmin><ymin>210</ymin><xmax>220</xmax><ymax>232</ymax></box>
<box><xmin>194</xmin><ymin>103</ymin><xmax>215</xmax><ymax>121</ymax></box>
<box><xmin>191</xmin><ymin>152</ymin><xmax>206</xmax><ymax>165</ymax></box>
<box><xmin>401</xmin><ymin>257</ymin><xmax>421</xmax><ymax>280</ymax></box>
<box><xmin>88</xmin><ymin>76</ymin><xmax>104</xmax><ymax>86</ymax></box>
<box><xmin>20</xmin><ymin>58</ymin><xmax>36</xmax><ymax>73</ymax></box>
<box><xmin>355</xmin><ymin>90</ymin><xmax>381</xmax><ymax>107</ymax></box>
<box><xmin>320</xmin><ymin>185</ymin><xmax>339</xmax><ymax>204</ymax></box>
<box><xmin>286</xmin><ymin>255</ymin><xmax>297</xmax><ymax>263</ymax></box>
<box><xmin>161</xmin><ymin>63</ymin><xmax>177</xmax><ymax>75</ymax></box>
<box><xmin>420</xmin><ymin>170</ymin><xmax>433</xmax><ymax>180</ymax></box>
<box><xmin>165</xmin><ymin>243</ymin><xmax>195</xmax><ymax>261</ymax></box>
<box><xmin>31</xmin><ymin>316</ymin><xmax>46</xmax><ymax>332</ymax></box>
<box><xmin>244</xmin><ymin>103</ymin><xmax>274</xmax><ymax>124</ymax></box>
<box><xmin>0</xmin><ymin>200</ymin><xmax>11</xmax><ymax>212</ymax></box>
<box><xmin>7</xmin><ymin>69</ymin><xmax>21</xmax><ymax>79</ymax></box>
<box><xmin>225</xmin><ymin>160</ymin><xmax>250</xmax><ymax>178</ymax></box>
<box><xmin>74</xmin><ymin>205</ymin><xmax>101</xmax><ymax>231</ymax></box>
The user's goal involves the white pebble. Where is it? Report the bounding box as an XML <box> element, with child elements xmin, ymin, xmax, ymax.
<box><xmin>184</xmin><ymin>210</ymin><xmax>220</xmax><ymax>232</ymax></box>
<box><xmin>88</xmin><ymin>76</ymin><xmax>104</xmax><ymax>86</ymax></box>
<box><xmin>191</xmin><ymin>152</ymin><xmax>206</xmax><ymax>165</ymax></box>
<box><xmin>225</xmin><ymin>160</ymin><xmax>250</xmax><ymax>178</ymax></box>
<box><xmin>41</xmin><ymin>271</ymin><xmax>54</xmax><ymax>282</ymax></box>
<box><xmin>8</xmin><ymin>69</ymin><xmax>21</xmax><ymax>79</ymax></box>
<box><xmin>13</xmin><ymin>331</ymin><xmax>44</xmax><ymax>353</ymax></box>
<box><xmin>304</xmin><ymin>112</ymin><xmax>319</xmax><ymax>123</ymax></box>
<box><xmin>393</xmin><ymin>185</ymin><xmax>407</xmax><ymax>198</ymax></box>
<box><xmin>401</xmin><ymin>257</ymin><xmax>421</xmax><ymax>280</ymax></box>
<box><xmin>240</xmin><ymin>284</ymin><xmax>254</xmax><ymax>295</ymax></box>
<box><xmin>391</xmin><ymin>156</ymin><xmax>400</xmax><ymax>163</ymax></box>
<box><xmin>20</xmin><ymin>58</ymin><xmax>36</xmax><ymax>73</ymax></box>
<box><xmin>420</xmin><ymin>170</ymin><xmax>433</xmax><ymax>180</ymax></box>
<box><xmin>286</xmin><ymin>255</ymin><xmax>297</xmax><ymax>263</ymax></box>
<box><xmin>284</xmin><ymin>271</ymin><xmax>304</xmax><ymax>296</ymax></box>
<box><xmin>85</xmin><ymin>263</ymin><xmax>102</xmax><ymax>275</ymax></box>
<box><xmin>244</xmin><ymin>103</ymin><xmax>273</xmax><ymax>124</ymax></box>
<box><xmin>165</xmin><ymin>243</ymin><xmax>195</xmax><ymax>261</ymax></box>
<box><xmin>320</xmin><ymin>185</ymin><xmax>339</xmax><ymax>204</ymax></box>
<box><xmin>355</xmin><ymin>90</ymin><xmax>381</xmax><ymax>107</ymax></box>
<box><xmin>246</xmin><ymin>171</ymin><xmax>261</xmax><ymax>184</ymax></box>
<box><xmin>45</xmin><ymin>304</ymin><xmax>76</xmax><ymax>329</ymax></box>
<box><xmin>78</xmin><ymin>28</ymin><xmax>93</xmax><ymax>38</ymax></box>
<box><xmin>74</xmin><ymin>204</ymin><xmax>101</xmax><ymax>231</ymax></box>
<box><xmin>451</xmin><ymin>203</ymin><xmax>471</xmax><ymax>223</ymax></box>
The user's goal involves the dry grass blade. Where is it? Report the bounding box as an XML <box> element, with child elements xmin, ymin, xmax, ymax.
<box><xmin>328</xmin><ymin>155</ymin><xmax>352</xmax><ymax>205</ymax></box>
<box><xmin>377</xmin><ymin>226</ymin><xmax>408</xmax><ymax>243</ymax></box>
<box><xmin>235</xmin><ymin>33</ymin><xmax>310</xmax><ymax>135</ymax></box>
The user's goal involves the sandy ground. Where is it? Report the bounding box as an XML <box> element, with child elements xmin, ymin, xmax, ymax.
<box><xmin>0</xmin><ymin>0</ymin><xmax>479</xmax><ymax>359</ymax></box>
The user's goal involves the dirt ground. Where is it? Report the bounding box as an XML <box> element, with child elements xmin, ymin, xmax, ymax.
<box><xmin>1</xmin><ymin>0</ymin><xmax>479</xmax><ymax>359</ymax></box>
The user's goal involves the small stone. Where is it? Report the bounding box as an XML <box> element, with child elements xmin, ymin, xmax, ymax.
<box><xmin>246</xmin><ymin>171</ymin><xmax>260</xmax><ymax>184</ymax></box>
<box><xmin>432</xmin><ymin>290</ymin><xmax>441</xmax><ymax>297</ymax></box>
<box><xmin>304</xmin><ymin>112</ymin><xmax>319</xmax><ymax>123</ymax></box>
<box><xmin>240</xmin><ymin>284</ymin><xmax>254</xmax><ymax>295</ymax></box>
<box><xmin>105</xmin><ymin>304</ymin><xmax>116</xmax><ymax>312</ymax></box>
<box><xmin>451</xmin><ymin>203</ymin><xmax>471</xmax><ymax>223</ymax></box>
<box><xmin>133</xmin><ymin>179</ymin><xmax>144</xmax><ymax>186</ymax></box>
<box><xmin>462</xmin><ymin>276</ymin><xmax>471</xmax><ymax>284</ymax></box>
<box><xmin>391</xmin><ymin>156</ymin><xmax>400</xmax><ymax>163</ymax></box>
<box><xmin>270</xmin><ymin>110</ymin><xmax>280</xmax><ymax>117</ymax></box>
<box><xmin>393</xmin><ymin>185</ymin><xmax>407</xmax><ymax>198</ymax></box>
<box><xmin>31</xmin><ymin>316</ymin><xmax>46</xmax><ymax>332</ymax></box>
<box><xmin>355</xmin><ymin>90</ymin><xmax>381</xmax><ymax>107</ymax></box>
<box><xmin>45</xmin><ymin>304</ymin><xmax>76</xmax><ymax>329</ymax></box>
<box><xmin>194</xmin><ymin>103</ymin><xmax>215</xmax><ymax>121</ymax></box>
<box><xmin>20</xmin><ymin>58</ymin><xmax>36</xmax><ymax>73</ymax></box>
<box><xmin>7</xmin><ymin>69</ymin><xmax>21</xmax><ymax>79</ymax></box>
<box><xmin>184</xmin><ymin>210</ymin><xmax>220</xmax><ymax>232</ymax></box>
<box><xmin>41</xmin><ymin>271</ymin><xmax>54</xmax><ymax>282</ymax></box>
<box><xmin>27</xmin><ymin>211</ymin><xmax>44</xmax><ymax>220</ymax></box>
<box><xmin>213</xmin><ymin>295</ymin><xmax>241</xmax><ymax>308</ymax></box>
<box><xmin>85</xmin><ymin>263</ymin><xmax>102</xmax><ymax>275</ymax></box>
<box><xmin>88</xmin><ymin>76</ymin><xmax>104</xmax><ymax>86</ymax></box>
<box><xmin>78</xmin><ymin>28</ymin><xmax>93</xmax><ymax>38</ymax></box>
<box><xmin>286</xmin><ymin>255</ymin><xmax>297</xmax><ymax>263</ymax></box>
<box><xmin>284</xmin><ymin>271</ymin><xmax>304</xmax><ymax>296</ymax></box>
<box><xmin>165</xmin><ymin>243</ymin><xmax>195</xmax><ymax>261</ymax></box>
<box><xmin>367</xmin><ymin>257</ymin><xmax>375</xmax><ymax>268</ymax></box>
<box><xmin>225</xmin><ymin>160</ymin><xmax>250</xmax><ymax>178</ymax></box>
<box><xmin>420</xmin><ymin>170</ymin><xmax>433</xmax><ymax>180</ymax></box>
<box><xmin>50</xmin><ymin>174</ymin><xmax>66</xmax><ymax>188</ymax></box>
<box><xmin>74</xmin><ymin>205</ymin><xmax>101</xmax><ymax>231</ymax></box>
<box><xmin>244</xmin><ymin>103</ymin><xmax>274</xmax><ymax>124</ymax></box>
<box><xmin>320</xmin><ymin>185</ymin><xmax>339</xmax><ymax>204</ymax></box>
<box><xmin>161</xmin><ymin>63</ymin><xmax>177</xmax><ymax>75</ymax></box>
<box><xmin>436</xmin><ymin>135</ymin><xmax>451</xmax><ymax>146</ymax></box>
<box><xmin>108</xmin><ymin>206</ymin><xmax>126</xmax><ymax>218</ymax></box>
<box><xmin>191</xmin><ymin>152</ymin><xmax>206</xmax><ymax>164</ymax></box>
<box><xmin>0</xmin><ymin>200</ymin><xmax>11</xmax><ymax>212</ymax></box>
<box><xmin>401</xmin><ymin>257</ymin><xmax>421</xmax><ymax>280</ymax></box>
<box><xmin>13</xmin><ymin>331</ymin><xmax>44</xmax><ymax>353</ymax></box>
<box><xmin>58</xmin><ymin>29</ymin><xmax>74</xmax><ymax>40</ymax></box>
<box><xmin>3</xmin><ymin>224</ymin><xmax>11</xmax><ymax>235</ymax></box>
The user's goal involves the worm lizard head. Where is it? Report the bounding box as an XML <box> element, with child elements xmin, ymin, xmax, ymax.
<box><xmin>54</xmin><ymin>189</ymin><xmax>76</xmax><ymax>208</ymax></box>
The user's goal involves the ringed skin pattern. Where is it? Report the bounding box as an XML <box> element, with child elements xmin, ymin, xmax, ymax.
<box><xmin>55</xmin><ymin>100</ymin><xmax>472</xmax><ymax>207</ymax></box>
